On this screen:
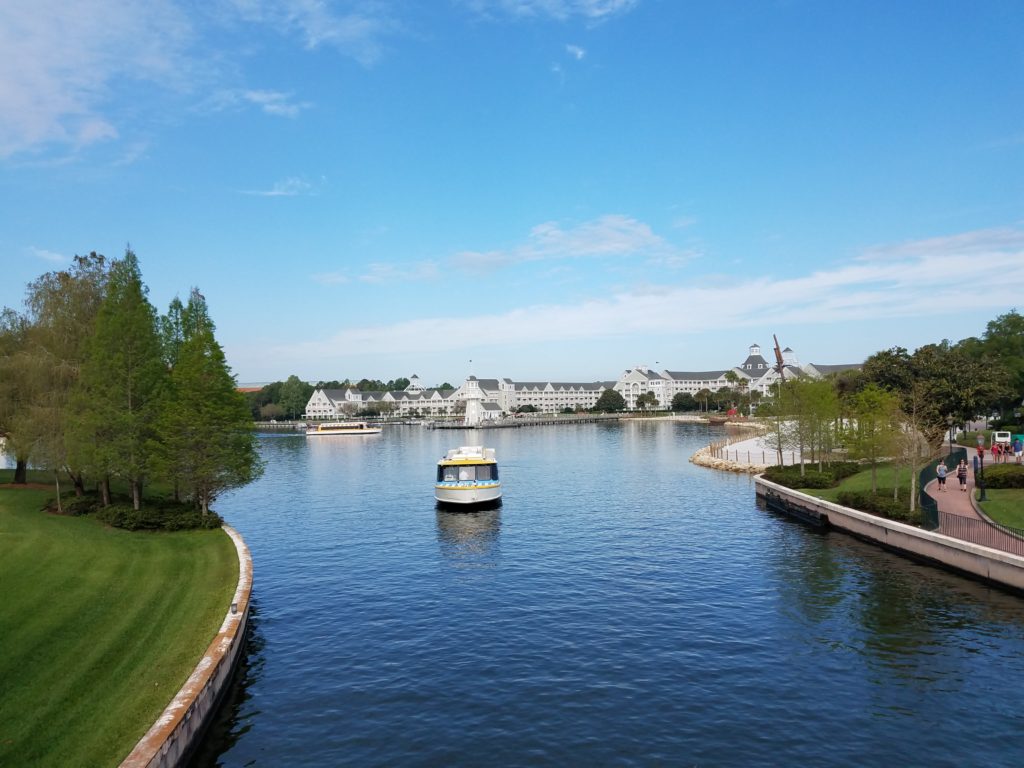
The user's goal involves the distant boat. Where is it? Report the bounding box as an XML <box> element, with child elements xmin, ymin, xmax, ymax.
<box><xmin>306</xmin><ymin>421</ymin><xmax>382</xmax><ymax>436</ymax></box>
<box><xmin>435</xmin><ymin>446</ymin><xmax>502</xmax><ymax>507</ymax></box>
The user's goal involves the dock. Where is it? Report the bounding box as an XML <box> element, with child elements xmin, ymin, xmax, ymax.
<box><xmin>427</xmin><ymin>414</ymin><xmax>622</xmax><ymax>429</ymax></box>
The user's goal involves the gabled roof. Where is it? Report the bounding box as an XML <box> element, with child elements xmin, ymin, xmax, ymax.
<box><xmin>738</xmin><ymin>352</ymin><xmax>771</xmax><ymax>370</ymax></box>
<box><xmin>664</xmin><ymin>370</ymin><xmax>730</xmax><ymax>381</ymax></box>
<box><xmin>808</xmin><ymin>363</ymin><xmax>862</xmax><ymax>375</ymax></box>
<box><xmin>321</xmin><ymin>388</ymin><xmax>351</xmax><ymax>401</ymax></box>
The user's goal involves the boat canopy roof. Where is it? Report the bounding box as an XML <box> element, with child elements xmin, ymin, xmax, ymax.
<box><xmin>438</xmin><ymin>446</ymin><xmax>497</xmax><ymax>465</ymax></box>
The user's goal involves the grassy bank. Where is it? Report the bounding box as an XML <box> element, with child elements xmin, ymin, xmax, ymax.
<box><xmin>800</xmin><ymin>463</ymin><xmax>905</xmax><ymax>504</ymax></box>
<box><xmin>979</xmin><ymin>489</ymin><xmax>1024</xmax><ymax>529</ymax></box>
<box><xmin>0</xmin><ymin>483</ymin><xmax>238</xmax><ymax>767</ymax></box>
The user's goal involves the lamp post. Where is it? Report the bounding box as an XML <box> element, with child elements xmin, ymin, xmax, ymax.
<box><xmin>946</xmin><ymin>415</ymin><xmax>954</xmax><ymax>458</ymax></box>
<box><xmin>976</xmin><ymin>433</ymin><xmax>988</xmax><ymax>502</ymax></box>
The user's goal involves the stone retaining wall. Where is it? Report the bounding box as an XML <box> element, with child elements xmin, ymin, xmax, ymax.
<box><xmin>120</xmin><ymin>525</ymin><xmax>253</xmax><ymax>768</ymax></box>
<box><xmin>756</xmin><ymin>477</ymin><xmax>1024</xmax><ymax>593</ymax></box>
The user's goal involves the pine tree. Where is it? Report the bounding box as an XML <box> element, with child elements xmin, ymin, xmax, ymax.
<box><xmin>69</xmin><ymin>249</ymin><xmax>166</xmax><ymax>510</ymax></box>
<box><xmin>154</xmin><ymin>290</ymin><xmax>263</xmax><ymax>515</ymax></box>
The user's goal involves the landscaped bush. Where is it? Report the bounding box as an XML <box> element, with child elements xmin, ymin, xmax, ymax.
<box><xmin>762</xmin><ymin>466</ymin><xmax>833</xmax><ymax>489</ymax></box>
<box><xmin>837</xmin><ymin>490</ymin><xmax>921</xmax><ymax>525</ymax></box>
<box><xmin>983</xmin><ymin>464</ymin><xmax>1024</xmax><ymax>489</ymax></box>
<box><xmin>62</xmin><ymin>493</ymin><xmax>100</xmax><ymax>517</ymax></box>
<box><xmin>826</xmin><ymin>462</ymin><xmax>862</xmax><ymax>481</ymax></box>
<box><xmin>95</xmin><ymin>502</ymin><xmax>223</xmax><ymax>531</ymax></box>
<box><xmin>761</xmin><ymin>461</ymin><xmax>862</xmax><ymax>489</ymax></box>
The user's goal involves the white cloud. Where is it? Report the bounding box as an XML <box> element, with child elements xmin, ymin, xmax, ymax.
<box><xmin>242</xmin><ymin>177</ymin><xmax>313</xmax><ymax>196</ymax></box>
<box><xmin>210</xmin><ymin>89</ymin><xmax>311</xmax><ymax>118</ymax></box>
<box><xmin>359</xmin><ymin>261</ymin><xmax>439</xmax><ymax>284</ymax></box>
<box><xmin>272</xmin><ymin>226</ymin><xmax>1024</xmax><ymax>361</ymax></box>
<box><xmin>0</xmin><ymin>0</ymin><xmax>193</xmax><ymax>158</ymax></box>
<box><xmin>566</xmin><ymin>44</ymin><xmax>586</xmax><ymax>59</ymax></box>
<box><xmin>226</xmin><ymin>0</ymin><xmax>396</xmax><ymax>65</ymax></box>
<box><xmin>452</xmin><ymin>214</ymin><xmax>691</xmax><ymax>271</ymax></box>
<box><xmin>29</xmin><ymin>246</ymin><xmax>67</xmax><ymax>264</ymax></box>
<box><xmin>312</xmin><ymin>271</ymin><xmax>350</xmax><ymax>285</ymax></box>
<box><xmin>465</xmin><ymin>0</ymin><xmax>639</xmax><ymax>21</ymax></box>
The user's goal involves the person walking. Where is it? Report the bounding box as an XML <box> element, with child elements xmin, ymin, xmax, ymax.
<box><xmin>957</xmin><ymin>459</ymin><xmax>969</xmax><ymax>492</ymax></box>
<box><xmin>1014</xmin><ymin>437</ymin><xmax>1023</xmax><ymax>465</ymax></box>
<box><xmin>936</xmin><ymin>460</ymin><xmax>948</xmax><ymax>491</ymax></box>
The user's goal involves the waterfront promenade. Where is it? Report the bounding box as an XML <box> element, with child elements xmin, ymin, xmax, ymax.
<box><xmin>925</xmin><ymin>458</ymin><xmax>1024</xmax><ymax>555</ymax></box>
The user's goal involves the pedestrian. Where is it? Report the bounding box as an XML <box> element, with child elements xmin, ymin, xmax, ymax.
<box><xmin>1014</xmin><ymin>437</ymin><xmax>1023</xmax><ymax>465</ymax></box>
<box><xmin>957</xmin><ymin>459</ymin><xmax>969</xmax><ymax>492</ymax></box>
<box><xmin>936</xmin><ymin>460</ymin><xmax>948</xmax><ymax>491</ymax></box>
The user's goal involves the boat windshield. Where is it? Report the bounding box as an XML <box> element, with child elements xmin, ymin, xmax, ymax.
<box><xmin>437</xmin><ymin>464</ymin><xmax>498</xmax><ymax>482</ymax></box>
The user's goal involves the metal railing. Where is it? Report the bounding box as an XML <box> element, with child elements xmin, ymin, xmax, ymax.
<box><xmin>919</xmin><ymin>447</ymin><xmax>966</xmax><ymax>530</ymax></box>
<box><xmin>938</xmin><ymin>510</ymin><xmax>1024</xmax><ymax>557</ymax></box>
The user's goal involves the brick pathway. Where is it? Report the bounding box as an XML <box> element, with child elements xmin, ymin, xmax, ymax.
<box><xmin>926</xmin><ymin>458</ymin><xmax>1024</xmax><ymax>554</ymax></box>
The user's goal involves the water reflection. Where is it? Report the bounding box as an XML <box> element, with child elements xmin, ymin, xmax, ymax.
<box><xmin>764</xmin><ymin>498</ymin><xmax>1024</xmax><ymax>696</ymax></box>
<box><xmin>435</xmin><ymin>507</ymin><xmax>502</xmax><ymax>568</ymax></box>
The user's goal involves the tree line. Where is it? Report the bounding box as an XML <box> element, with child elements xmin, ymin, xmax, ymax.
<box><xmin>763</xmin><ymin>310</ymin><xmax>1023</xmax><ymax>509</ymax></box>
<box><xmin>0</xmin><ymin>250</ymin><xmax>263</xmax><ymax>515</ymax></box>
<box><xmin>246</xmin><ymin>376</ymin><xmax>459</xmax><ymax>420</ymax></box>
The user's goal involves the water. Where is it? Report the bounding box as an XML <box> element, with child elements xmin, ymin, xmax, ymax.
<box><xmin>184</xmin><ymin>422</ymin><xmax>1024</xmax><ymax>765</ymax></box>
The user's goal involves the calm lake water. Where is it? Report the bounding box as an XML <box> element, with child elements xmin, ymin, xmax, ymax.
<box><xmin>181</xmin><ymin>421</ymin><xmax>1024</xmax><ymax>766</ymax></box>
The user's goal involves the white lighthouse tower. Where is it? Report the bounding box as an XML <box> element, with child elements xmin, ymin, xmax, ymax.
<box><xmin>463</xmin><ymin>376</ymin><xmax>483</xmax><ymax>427</ymax></box>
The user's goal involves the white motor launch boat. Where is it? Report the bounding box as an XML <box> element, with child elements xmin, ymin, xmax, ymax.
<box><xmin>435</xmin><ymin>446</ymin><xmax>502</xmax><ymax>507</ymax></box>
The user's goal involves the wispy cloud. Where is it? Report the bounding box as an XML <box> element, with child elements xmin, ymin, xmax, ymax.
<box><xmin>359</xmin><ymin>261</ymin><xmax>439</xmax><ymax>284</ymax></box>
<box><xmin>313</xmin><ymin>271</ymin><xmax>350</xmax><ymax>285</ymax></box>
<box><xmin>242</xmin><ymin>176</ymin><xmax>314</xmax><ymax>196</ymax></box>
<box><xmin>209</xmin><ymin>89</ymin><xmax>311</xmax><ymax>118</ymax></box>
<box><xmin>452</xmin><ymin>214</ymin><xmax>692</xmax><ymax>271</ymax></box>
<box><xmin>464</xmin><ymin>0</ymin><xmax>639</xmax><ymax>21</ymax></box>
<box><xmin>314</xmin><ymin>260</ymin><xmax>439</xmax><ymax>286</ymax></box>
<box><xmin>226</xmin><ymin>0</ymin><xmax>397</xmax><ymax>66</ymax></box>
<box><xmin>858</xmin><ymin>226</ymin><xmax>1024</xmax><ymax>260</ymax></box>
<box><xmin>29</xmin><ymin>246</ymin><xmax>67</xmax><ymax>264</ymax></box>
<box><xmin>0</xmin><ymin>0</ymin><xmax>193</xmax><ymax>158</ymax></box>
<box><xmin>275</xmin><ymin>226</ymin><xmax>1024</xmax><ymax>360</ymax></box>
<box><xmin>566</xmin><ymin>43</ymin><xmax>586</xmax><ymax>59</ymax></box>
<box><xmin>0</xmin><ymin>0</ymin><xmax>392</xmax><ymax>159</ymax></box>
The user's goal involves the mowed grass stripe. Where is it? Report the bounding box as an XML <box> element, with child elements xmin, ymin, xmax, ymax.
<box><xmin>0</xmin><ymin>489</ymin><xmax>238</xmax><ymax>767</ymax></box>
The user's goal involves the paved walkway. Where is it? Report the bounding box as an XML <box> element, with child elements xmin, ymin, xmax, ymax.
<box><xmin>925</xmin><ymin>456</ymin><xmax>1024</xmax><ymax>555</ymax></box>
<box><xmin>925</xmin><ymin>464</ymin><xmax>981</xmax><ymax>519</ymax></box>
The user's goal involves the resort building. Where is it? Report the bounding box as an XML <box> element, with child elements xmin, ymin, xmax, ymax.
<box><xmin>302</xmin><ymin>344</ymin><xmax>861</xmax><ymax>418</ymax></box>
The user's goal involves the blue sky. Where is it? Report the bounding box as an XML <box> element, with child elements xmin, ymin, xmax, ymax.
<box><xmin>2</xmin><ymin>0</ymin><xmax>1023</xmax><ymax>387</ymax></box>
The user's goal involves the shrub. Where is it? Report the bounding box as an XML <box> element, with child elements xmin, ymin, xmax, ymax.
<box><xmin>828</xmin><ymin>462</ymin><xmax>862</xmax><ymax>481</ymax></box>
<box><xmin>63</xmin><ymin>494</ymin><xmax>101</xmax><ymax>517</ymax></box>
<box><xmin>95</xmin><ymin>502</ymin><xmax>223</xmax><ymax>531</ymax></box>
<box><xmin>837</xmin><ymin>489</ymin><xmax>922</xmax><ymax>525</ymax></box>
<box><xmin>761</xmin><ymin>462</ymin><xmax>861</xmax><ymax>489</ymax></box>
<box><xmin>983</xmin><ymin>464</ymin><xmax>1024</xmax><ymax>489</ymax></box>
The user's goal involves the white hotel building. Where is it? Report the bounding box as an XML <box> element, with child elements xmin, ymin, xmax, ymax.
<box><xmin>303</xmin><ymin>345</ymin><xmax>860</xmax><ymax>419</ymax></box>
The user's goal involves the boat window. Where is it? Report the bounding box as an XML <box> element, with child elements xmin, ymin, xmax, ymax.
<box><xmin>458</xmin><ymin>466</ymin><xmax>474</xmax><ymax>481</ymax></box>
<box><xmin>440</xmin><ymin>466</ymin><xmax>459</xmax><ymax>482</ymax></box>
<box><xmin>475</xmin><ymin>465</ymin><xmax>494</xmax><ymax>481</ymax></box>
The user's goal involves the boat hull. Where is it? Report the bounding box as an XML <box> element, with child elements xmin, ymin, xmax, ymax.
<box><xmin>306</xmin><ymin>428</ymin><xmax>382</xmax><ymax>436</ymax></box>
<box><xmin>434</xmin><ymin>483</ymin><xmax>502</xmax><ymax>506</ymax></box>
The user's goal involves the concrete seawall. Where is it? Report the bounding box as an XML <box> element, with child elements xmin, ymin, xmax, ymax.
<box><xmin>755</xmin><ymin>477</ymin><xmax>1024</xmax><ymax>593</ymax></box>
<box><xmin>120</xmin><ymin>525</ymin><xmax>253</xmax><ymax>768</ymax></box>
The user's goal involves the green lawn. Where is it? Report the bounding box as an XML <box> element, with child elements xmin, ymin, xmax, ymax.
<box><xmin>0</xmin><ymin>484</ymin><xmax>238</xmax><ymax>767</ymax></box>
<box><xmin>802</xmin><ymin>463</ymin><xmax>906</xmax><ymax>503</ymax></box>
<box><xmin>978</xmin><ymin>489</ymin><xmax>1024</xmax><ymax>530</ymax></box>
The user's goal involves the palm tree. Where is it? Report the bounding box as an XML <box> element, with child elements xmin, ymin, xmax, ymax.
<box><xmin>696</xmin><ymin>388</ymin><xmax>712</xmax><ymax>412</ymax></box>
